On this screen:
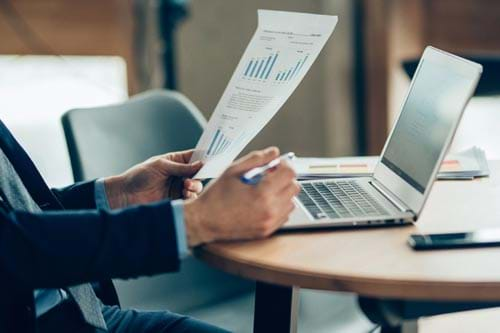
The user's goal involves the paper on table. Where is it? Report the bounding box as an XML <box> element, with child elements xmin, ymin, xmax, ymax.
<box><xmin>191</xmin><ymin>10</ymin><xmax>338</xmax><ymax>179</ymax></box>
<box><xmin>294</xmin><ymin>147</ymin><xmax>490</xmax><ymax>180</ymax></box>
<box><xmin>438</xmin><ymin>146</ymin><xmax>489</xmax><ymax>179</ymax></box>
<box><xmin>293</xmin><ymin>156</ymin><xmax>378</xmax><ymax>178</ymax></box>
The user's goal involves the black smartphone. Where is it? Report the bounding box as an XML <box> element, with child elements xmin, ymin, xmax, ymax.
<box><xmin>408</xmin><ymin>229</ymin><xmax>500</xmax><ymax>250</ymax></box>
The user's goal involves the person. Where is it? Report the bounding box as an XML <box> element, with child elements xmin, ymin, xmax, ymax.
<box><xmin>0</xmin><ymin>119</ymin><xmax>299</xmax><ymax>333</ymax></box>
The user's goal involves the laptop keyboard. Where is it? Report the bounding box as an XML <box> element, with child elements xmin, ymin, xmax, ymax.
<box><xmin>297</xmin><ymin>180</ymin><xmax>389</xmax><ymax>220</ymax></box>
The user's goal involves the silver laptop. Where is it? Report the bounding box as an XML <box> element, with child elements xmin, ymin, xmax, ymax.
<box><xmin>284</xmin><ymin>46</ymin><xmax>483</xmax><ymax>230</ymax></box>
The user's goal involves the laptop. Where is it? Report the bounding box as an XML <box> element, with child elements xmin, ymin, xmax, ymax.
<box><xmin>284</xmin><ymin>46</ymin><xmax>483</xmax><ymax>230</ymax></box>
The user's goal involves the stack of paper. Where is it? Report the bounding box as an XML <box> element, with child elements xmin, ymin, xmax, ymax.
<box><xmin>438</xmin><ymin>147</ymin><xmax>489</xmax><ymax>179</ymax></box>
<box><xmin>293</xmin><ymin>146</ymin><xmax>490</xmax><ymax>180</ymax></box>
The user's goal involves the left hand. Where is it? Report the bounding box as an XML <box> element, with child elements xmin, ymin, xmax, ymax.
<box><xmin>104</xmin><ymin>149</ymin><xmax>203</xmax><ymax>209</ymax></box>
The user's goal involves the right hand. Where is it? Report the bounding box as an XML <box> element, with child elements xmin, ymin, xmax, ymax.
<box><xmin>184</xmin><ymin>147</ymin><xmax>300</xmax><ymax>247</ymax></box>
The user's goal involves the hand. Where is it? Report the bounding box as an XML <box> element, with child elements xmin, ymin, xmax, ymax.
<box><xmin>104</xmin><ymin>150</ymin><xmax>204</xmax><ymax>209</ymax></box>
<box><xmin>184</xmin><ymin>147</ymin><xmax>300</xmax><ymax>247</ymax></box>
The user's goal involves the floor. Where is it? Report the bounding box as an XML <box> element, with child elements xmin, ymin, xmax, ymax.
<box><xmin>190</xmin><ymin>290</ymin><xmax>500</xmax><ymax>333</ymax></box>
<box><xmin>190</xmin><ymin>290</ymin><xmax>374</xmax><ymax>333</ymax></box>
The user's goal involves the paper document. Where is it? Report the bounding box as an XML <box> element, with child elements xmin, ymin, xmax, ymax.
<box><xmin>191</xmin><ymin>10</ymin><xmax>338</xmax><ymax>179</ymax></box>
<box><xmin>293</xmin><ymin>156</ymin><xmax>378</xmax><ymax>178</ymax></box>
<box><xmin>294</xmin><ymin>147</ymin><xmax>490</xmax><ymax>180</ymax></box>
<box><xmin>438</xmin><ymin>146</ymin><xmax>489</xmax><ymax>179</ymax></box>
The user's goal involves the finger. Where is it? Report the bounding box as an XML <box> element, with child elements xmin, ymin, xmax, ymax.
<box><xmin>184</xmin><ymin>179</ymin><xmax>203</xmax><ymax>194</ymax></box>
<box><xmin>185</xmin><ymin>189</ymin><xmax>201</xmax><ymax>198</ymax></box>
<box><xmin>227</xmin><ymin>147</ymin><xmax>279</xmax><ymax>175</ymax></box>
<box><xmin>182</xmin><ymin>187</ymin><xmax>198</xmax><ymax>198</ymax></box>
<box><xmin>158</xmin><ymin>159</ymin><xmax>203</xmax><ymax>177</ymax></box>
<box><xmin>166</xmin><ymin>149</ymin><xmax>196</xmax><ymax>163</ymax></box>
<box><xmin>258</xmin><ymin>163</ymin><xmax>296</xmax><ymax>193</ymax></box>
<box><xmin>183</xmin><ymin>189</ymin><xmax>198</xmax><ymax>200</ymax></box>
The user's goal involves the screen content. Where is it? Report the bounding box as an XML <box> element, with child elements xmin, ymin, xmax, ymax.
<box><xmin>381</xmin><ymin>59</ymin><xmax>473</xmax><ymax>193</ymax></box>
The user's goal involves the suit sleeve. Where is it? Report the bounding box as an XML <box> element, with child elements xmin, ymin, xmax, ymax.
<box><xmin>0</xmin><ymin>200</ymin><xmax>180</xmax><ymax>289</ymax></box>
<box><xmin>51</xmin><ymin>180</ymin><xmax>97</xmax><ymax>210</ymax></box>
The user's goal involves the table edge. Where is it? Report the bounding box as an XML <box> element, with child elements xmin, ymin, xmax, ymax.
<box><xmin>195</xmin><ymin>245</ymin><xmax>500</xmax><ymax>301</ymax></box>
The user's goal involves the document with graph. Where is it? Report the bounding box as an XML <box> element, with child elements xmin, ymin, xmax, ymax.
<box><xmin>191</xmin><ymin>10</ymin><xmax>338</xmax><ymax>179</ymax></box>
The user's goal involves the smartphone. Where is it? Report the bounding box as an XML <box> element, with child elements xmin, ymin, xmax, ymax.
<box><xmin>408</xmin><ymin>228</ymin><xmax>500</xmax><ymax>250</ymax></box>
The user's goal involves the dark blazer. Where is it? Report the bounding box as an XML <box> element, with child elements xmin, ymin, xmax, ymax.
<box><xmin>0</xmin><ymin>121</ymin><xmax>181</xmax><ymax>333</ymax></box>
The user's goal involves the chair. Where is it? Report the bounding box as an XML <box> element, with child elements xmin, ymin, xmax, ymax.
<box><xmin>61</xmin><ymin>89</ymin><xmax>253</xmax><ymax>315</ymax></box>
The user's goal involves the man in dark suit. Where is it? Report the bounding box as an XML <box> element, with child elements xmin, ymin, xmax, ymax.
<box><xmin>0</xmin><ymin>120</ymin><xmax>299</xmax><ymax>333</ymax></box>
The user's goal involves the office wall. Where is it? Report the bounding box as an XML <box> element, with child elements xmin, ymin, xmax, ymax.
<box><xmin>361</xmin><ymin>0</ymin><xmax>500</xmax><ymax>154</ymax></box>
<box><xmin>176</xmin><ymin>0</ymin><xmax>357</xmax><ymax>157</ymax></box>
<box><xmin>0</xmin><ymin>0</ymin><xmax>137</xmax><ymax>92</ymax></box>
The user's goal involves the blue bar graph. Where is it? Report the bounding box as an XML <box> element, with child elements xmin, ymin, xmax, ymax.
<box><xmin>260</xmin><ymin>55</ymin><xmax>273</xmax><ymax>79</ymax></box>
<box><xmin>273</xmin><ymin>54</ymin><xmax>310</xmax><ymax>83</ymax></box>
<box><xmin>291</xmin><ymin>59</ymin><xmax>302</xmax><ymax>78</ymax></box>
<box><xmin>207</xmin><ymin>129</ymin><xmax>221</xmax><ymax>156</ymax></box>
<box><xmin>220</xmin><ymin>139</ymin><xmax>231</xmax><ymax>154</ymax></box>
<box><xmin>244</xmin><ymin>60</ymin><xmax>254</xmax><ymax>76</ymax></box>
<box><xmin>243</xmin><ymin>52</ymin><xmax>309</xmax><ymax>83</ymax></box>
<box><xmin>249</xmin><ymin>60</ymin><xmax>259</xmax><ymax>77</ymax></box>
<box><xmin>206</xmin><ymin>130</ymin><xmax>233</xmax><ymax>157</ymax></box>
<box><xmin>264</xmin><ymin>53</ymin><xmax>279</xmax><ymax>79</ymax></box>
<box><xmin>243</xmin><ymin>52</ymin><xmax>279</xmax><ymax>80</ymax></box>
<box><xmin>297</xmin><ymin>55</ymin><xmax>309</xmax><ymax>75</ymax></box>
<box><xmin>255</xmin><ymin>59</ymin><xmax>265</xmax><ymax>78</ymax></box>
<box><xmin>212</xmin><ymin>136</ymin><xmax>224</xmax><ymax>155</ymax></box>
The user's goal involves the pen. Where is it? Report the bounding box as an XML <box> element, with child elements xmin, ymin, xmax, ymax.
<box><xmin>240</xmin><ymin>152</ymin><xmax>296</xmax><ymax>185</ymax></box>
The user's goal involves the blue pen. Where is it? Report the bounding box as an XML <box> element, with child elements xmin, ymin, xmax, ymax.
<box><xmin>240</xmin><ymin>152</ymin><xmax>296</xmax><ymax>185</ymax></box>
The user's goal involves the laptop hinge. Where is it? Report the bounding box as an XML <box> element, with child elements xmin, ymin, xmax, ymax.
<box><xmin>370</xmin><ymin>180</ymin><xmax>414</xmax><ymax>214</ymax></box>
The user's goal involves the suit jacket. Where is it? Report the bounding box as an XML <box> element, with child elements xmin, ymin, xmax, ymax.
<box><xmin>0</xmin><ymin>121</ymin><xmax>181</xmax><ymax>333</ymax></box>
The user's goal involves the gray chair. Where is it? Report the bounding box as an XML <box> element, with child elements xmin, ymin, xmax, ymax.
<box><xmin>61</xmin><ymin>89</ymin><xmax>253</xmax><ymax>315</ymax></box>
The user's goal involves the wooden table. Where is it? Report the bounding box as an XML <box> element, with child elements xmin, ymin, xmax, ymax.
<box><xmin>195</xmin><ymin>161</ymin><xmax>500</xmax><ymax>333</ymax></box>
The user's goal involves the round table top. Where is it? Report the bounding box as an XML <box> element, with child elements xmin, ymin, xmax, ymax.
<box><xmin>195</xmin><ymin>161</ymin><xmax>500</xmax><ymax>301</ymax></box>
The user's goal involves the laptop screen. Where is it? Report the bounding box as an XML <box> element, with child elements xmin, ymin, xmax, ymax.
<box><xmin>380</xmin><ymin>59</ymin><xmax>472</xmax><ymax>194</ymax></box>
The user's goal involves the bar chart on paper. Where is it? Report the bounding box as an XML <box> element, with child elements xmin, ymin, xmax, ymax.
<box><xmin>206</xmin><ymin>129</ymin><xmax>233</xmax><ymax>157</ymax></box>
<box><xmin>242</xmin><ymin>50</ymin><xmax>310</xmax><ymax>84</ymax></box>
<box><xmin>275</xmin><ymin>53</ymin><xmax>309</xmax><ymax>83</ymax></box>
<box><xmin>243</xmin><ymin>51</ymin><xmax>279</xmax><ymax>81</ymax></box>
<box><xmin>191</xmin><ymin>10</ymin><xmax>338</xmax><ymax>179</ymax></box>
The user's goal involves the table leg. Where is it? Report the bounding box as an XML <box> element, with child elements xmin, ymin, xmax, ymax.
<box><xmin>253</xmin><ymin>282</ymin><xmax>300</xmax><ymax>333</ymax></box>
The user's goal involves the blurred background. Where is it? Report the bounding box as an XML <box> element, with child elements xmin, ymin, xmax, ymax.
<box><xmin>0</xmin><ymin>0</ymin><xmax>499</xmax><ymax>332</ymax></box>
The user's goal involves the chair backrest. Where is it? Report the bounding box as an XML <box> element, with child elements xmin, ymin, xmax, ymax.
<box><xmin>62</xmin><ymin>89</ymin><xmax>207</xmax><ymax>181</ymax></box>
<box><xmin>61</xmin><ymin>89</ymin><xmax>253</xmax><ymax>312</ymax></box>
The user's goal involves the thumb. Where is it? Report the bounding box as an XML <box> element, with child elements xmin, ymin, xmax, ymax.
<box><xmin>162</xmin><ymin>159</ymin><xmax>203</xmax><ymax>177</ymax></box>
<box><xmin>227</xmin><ymin>147</ymin><xmax>280</xmax><ymax>175</ymax></box>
